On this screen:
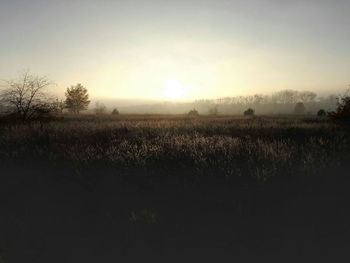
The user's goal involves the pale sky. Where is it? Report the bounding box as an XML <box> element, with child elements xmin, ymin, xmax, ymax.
<box><xmin>0</xmin><ymin>0</ymin><xmax>349</xmax><ymax>101</ymax></box>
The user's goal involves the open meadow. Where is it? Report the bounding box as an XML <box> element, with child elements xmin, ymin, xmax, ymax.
<box><xmin>2</xmin><ymin>0</ymin><xmax>350</xmax><ymax>261</ymax></box>
<box><xmin>0</xmin><ymin>115</ymin><xmax>350</xmax><ymax>262</ymax></box>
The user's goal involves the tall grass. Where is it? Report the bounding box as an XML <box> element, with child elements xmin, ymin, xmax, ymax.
<box><xmin>0</xmin><ymin>115</ymin><xmax>348</xmax><ymax>183</ymax></box>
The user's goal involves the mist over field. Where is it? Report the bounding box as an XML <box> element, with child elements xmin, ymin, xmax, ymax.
<box><xmin>93</xmin><ymin>90</ymin><xmax>340</xmax><ymax>115</ymax></box>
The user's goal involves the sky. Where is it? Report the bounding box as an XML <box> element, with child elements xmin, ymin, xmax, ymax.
<box><xmin>0</xmin><ymin>0</ymin><xmax>349</xmax><ymax>101</ymax></box>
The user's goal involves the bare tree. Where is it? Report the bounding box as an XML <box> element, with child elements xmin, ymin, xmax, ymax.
<box><xmin>299</xmin><ymin>91</ymin><xmax>317</xmax><ymax>103</ymax></box>
<box><xmin>0</xmin><ymin>71</ymin><xmax>55</xmax><ymax>120</ymax></box>
<box><xmin>65</xmin><ymin>84</ymin><xmax>90</xmax><ymax>114</ymax></box>
<box><xmin>274</xmin><ymin>90</ymin><xmax>299</xmax><ymax>104</ymax></box>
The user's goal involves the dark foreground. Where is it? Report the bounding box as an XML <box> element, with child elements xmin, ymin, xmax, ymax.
<box><xmin>0</xmin><ymin>116</ymin><xmax>349</xmax><ymax>262</ymax></box>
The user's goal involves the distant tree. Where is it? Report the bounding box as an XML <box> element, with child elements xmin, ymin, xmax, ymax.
<box><xmin>111</xmin><ymin>108</ymin><xmax>119</xmax><ymax>115</ymax></box>
<box><xmin>188</xmin><ymin>109</ymin><xmax>199</xmax><ymax>117</ymax></box>
<box><xmin>328</xmin><ymin>88</ymin><xmax>350</xmax><ymax>124</ymax></box>
<box><xmin>65</xmin><ymin>84</ymin><xmax>90</xmax><ymax>114</ymax></box>
<box><xmin>208</xmin><ymin>106</ymin><xmax>219</xmax><ymax>116</ymax></box>
<box><xmin>0</xmin><ymin>71</ymin><xmax>56</xmax><ymax>120</ymax></box>
<box><xmin>53</xmin><ymin>99</ymin><xmax>65</xmax><ymax>114</ymax></box>
<box><xmin>274</xmin><ymin>90</ymin><xmax>299</xmax><ymax>104</ymax></box>
<box><xmin>317</xmin><ymin>109</ymin><xmax>326</xmax><ymax>117</ymax></box>
<box><xmin>294</xmin><ymin>102</ymin><xmax>306</xmax><ymax>115</ymax></box>
<box><xmin>94</xmin><ymin>101</ymin><xmax>106</xmax><ymax>115</ymax></box>
<box><xmin>244</xmin><ymin>108</ymin><xmax>255</xmax><ymax>116</ymax></box>
<box><xmin>299</xmin><ymin>91</ymin><xmax>317</xmax><ymax>103</ymax></box>
<box><xmin>253</xmin><ymin>94</ymin><xmax>264</xmax><ymax>104</ymax></box>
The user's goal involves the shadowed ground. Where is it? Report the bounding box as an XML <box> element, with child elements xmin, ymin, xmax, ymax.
<box><xmin>0</xmin><ymin>116</ymin><xmax>349</xmax><ymax>262</ymax></box>
<box><xmin>1</xmin><ymin>165</ymin><xmax>350</xmax><ymax>262</ymax></box>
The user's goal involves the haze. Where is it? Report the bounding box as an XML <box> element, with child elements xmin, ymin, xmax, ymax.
<box><xmin>1</xmin><ymin>0</ymin><xmax>349</xmax><ymax>101</ymax></box>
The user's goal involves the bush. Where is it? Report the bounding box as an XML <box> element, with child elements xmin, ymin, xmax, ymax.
<box><xmin>317</xmin><ymin>109</ymin><xmax>326</xmax><ymax>117</ymax></box>
<box><xmin>111</xmin><ymin>108</ymin><xmax>119</xmax><ymax>115</ymax></box>
<box><xmin>244</xmin><ymin>108</ymin><xmax>255</xmax><ymax>116</ymax></box>
<box><xmin>294</xmin><ymin>102</ymin><xmax>306</xmax><ymax>115</ymax></box>
<box><xmin>329</xmin><ymin>89</ymin><xmax>350</xmax><ymax>124</ymax></box>
<box><xmin>188</xmin><ymin>109</ymin><xmax>199</xmax><ymax>117</ymax></box>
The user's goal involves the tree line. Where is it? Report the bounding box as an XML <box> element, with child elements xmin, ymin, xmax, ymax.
<box><xmin>195</xmin><ymin>90</ymin><xmax>336</xmax><ymax>106</ymax></box>
<box><xmin>190</xmin><ymin>89</ymin><xmax>340</xmax><ymax>116</ymax></box>
<box><xmin>0</xmin><ymin>71</ymin><xmax>349</xmax><ymax>122</ymax></box>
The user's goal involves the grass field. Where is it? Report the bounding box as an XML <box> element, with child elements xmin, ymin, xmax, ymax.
<box><xmin>0</xmin><ymin>115</ymin><xmax>349</xmax><ymax>262</ymax></box>
<box><xmin>0</xmin><ymin>115</ymin><xmax>348</xmax><ymax>180</ymax></box>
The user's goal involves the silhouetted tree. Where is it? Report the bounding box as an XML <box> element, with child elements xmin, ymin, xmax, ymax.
<box><xmin>244</xmin><ymin>108</ymin><xmax>255</xmax><ymax>116</ymax></box>
<box><xmin>294</xmin><ymin>102</ymin><xmax>306</xmax><ymax>115</ymax></box>
<box><xmin>329</xmin><ymin>88</ymin><xmax>350</xmax><ymax>124</ymax></box>
<box><xmin>274</xmin><ymin>90</ymin><xmax>299</xmax><ymax>104</ymax></box>
<box><xmin>317</xmin><ymin>109</ymin><xmax>326</xmax><ymax>117</ymax></box>
<box><xmin>188</xmin><ymin>109</ymin><xmax>199</xmax><ymax>117</ymax></box>
<box><xmin>111</xmin><ymin>108</ymin><xmax>119</xmax><ymax>115</ymax></box>
<box><xmin>299</xmin><ymin>91</ymin><xmax>317</xmax><ymax>103</ymax></box>
<box><xmin>0</xmin><ymin>71</ymin><xmax>56</xmax><ymax>120</ymax></box>
<box><xmin>65</xmin><ymin>84</ymin><xmax>90</xmax><ymax>114</ymax></box>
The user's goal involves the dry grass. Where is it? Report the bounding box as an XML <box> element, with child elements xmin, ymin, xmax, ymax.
<box><xmin>0</xmin><ymin>115</ymin><xmax>348</xmax><ymax>184</ymax></box>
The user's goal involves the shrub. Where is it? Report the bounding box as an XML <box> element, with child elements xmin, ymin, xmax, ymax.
<box><xmin>188</xmin><ymin>109</ymin><xmax>199</xmax><ymax>117</ymax></box>
<box><xmin>111</xmin><ymin>108</ymin><xmax>119</xmax><ymax>115</ymax></box>
<box><xmin>317</xmin><ymin>109</ymin><xmax>326</xmax><ymax>117</ymax></box>
<box><xmin>294</xmin><ymin>102</ymin><xmax>306</xmax><ymax>115</ymax></box>
<box><xmin>329</xmin><ymin>89</ymin><xmax>350</xmax><ymax>124</ymax></box>
<box><xmin>244</xmin><ymin>108</ymin><xmax>255</xmax><ymax>116</ymax></box>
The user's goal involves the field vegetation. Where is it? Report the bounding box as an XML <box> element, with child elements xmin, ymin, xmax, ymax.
<box><xmin>0</xmin><ymin>115</ymin><xmax>348</xmax><ymax>184</ymax></box>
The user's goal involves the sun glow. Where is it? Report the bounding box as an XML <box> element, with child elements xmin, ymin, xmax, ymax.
<box><xmin>163</xmin><ymin>79</ymin><xmax>188</xmax><ymax>100</ymax></box>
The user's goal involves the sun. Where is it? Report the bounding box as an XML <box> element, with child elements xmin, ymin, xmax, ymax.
<box><xmin>163</xmin><ymin>79</ymin><xmax>187</xmax><ymax>100</ymax></box>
